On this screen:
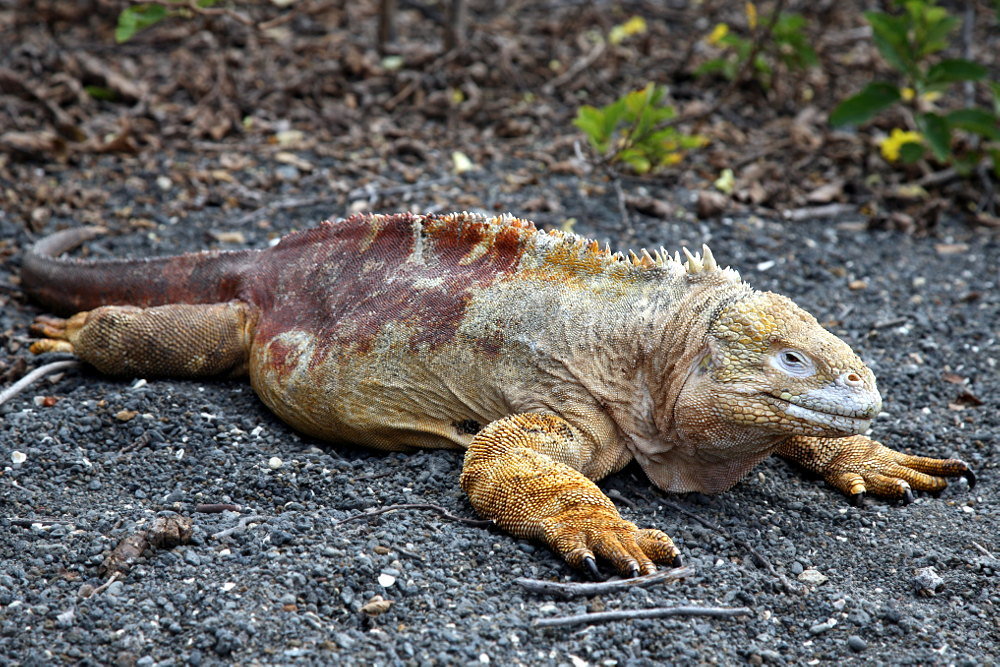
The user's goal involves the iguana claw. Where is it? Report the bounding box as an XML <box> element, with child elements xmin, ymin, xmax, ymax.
<box><xmin>962</xmin><ymin>468</ymin><xmax>977</xmax><ymax>490</ymax></box>
<box><xmin>583</xmin><ymin>556</ymin><xmax>603</xmax><ymax>581</ymax></box>
<box><xmin>848</xmin><ymin>491</ymin><xmax>865</xmax><ymax>507</ymax></box>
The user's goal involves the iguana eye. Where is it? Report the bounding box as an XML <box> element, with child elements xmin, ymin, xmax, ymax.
<box><xmin>774</xmin><ymin>349</ymin><xmax>815</xmax><ymax>377</ymax></box>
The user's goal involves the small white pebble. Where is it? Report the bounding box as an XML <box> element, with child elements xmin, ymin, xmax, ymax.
<box><xmin>131</xmin><ymin>379</ymin><xmax>147</xmax><ymax>390</ymax></box>
<box><xmin>377</xmin><ymin>573</ymin><xmax>396</xmax><ymax>587</ymax></box>
<box><xmin>268</xmin><ymin>457</ymin><xmax>283</xmax><ymax>470</ymax></box>
<box><xmin>961</xmin><ymin>505</ymin><xmax>975</xmax><ymax>514</ymax></box>
<box><xmin>11</xmin><ymin>451</ymin><xmax>26</xmax><ymax>464</ymax></box>
<box><xmin>175</xmin><ymin>448</ymin><xmax>185</xmax><ymax>460</ymax></box>
<box><xmin>218</xmin><ymin>548</ymin><xmax>231</xmax><ymax>556</ymax></box>
<box><xmin>221</xmin><ymin>582</ymin><xmax>236</xmax><ymax>592</ymax></box>
<box><xmin>479</xmin><ymin>654</ymin><xmax>490</xmax><ymax>664</ymax></box>
<box><xmin>156</xmin><ymin>175</ymin><xmax>172</xmax><ymax>191</ymax></box>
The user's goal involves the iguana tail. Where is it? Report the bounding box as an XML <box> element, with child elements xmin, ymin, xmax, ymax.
<box><xmin>22</xmin><ymin>226</ymin><xmax>258</xmax><ymax>315</ymax></box>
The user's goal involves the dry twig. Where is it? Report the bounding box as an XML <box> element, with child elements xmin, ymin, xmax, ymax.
<box><xmin>0</xmin><ymin>360</ymin><xmax>80</xmax><ymax>407</ymax></box>
<box><xmin>515</xmin><ymin>566</ymin><xmax>694</xmax><ymax>599</ymax></box>
<box><xmin>211</xmin><ymin>514</ymin><xmax>269</xmax><ymax>540</ymax></box>
<box><xmin>534</xmin><ymin>604</ymin><xmax>752</xmax><ymax>628</ymax></box>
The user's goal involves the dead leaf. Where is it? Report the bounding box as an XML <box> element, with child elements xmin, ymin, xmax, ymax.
<box><xmin>942</xmin><ymin>373</ymin><xmax>966</xmax><ymax>385</ymax></box>
<box><xmin>805</xmin><ymin>180</ymin><xmax>844</xmax><ymax>204</ymax></box>
<box><xmin>0</xmin><ymin>131</ymin><xmax>67</xmax><ymax>159</ymax></box>
<box><xmin>275</xmin><ymin>151</ymin><xmax>314</xmax><ymax>172</ymax></box>
<box><xmin>209</xmin><ymin>231</ymin><xmax>247</xmax><ymax>244</ymax></box>
<box><xmin>934</xmin><ymin>243</ymin><xmax>968</xmax><ymax>255</ymax></box>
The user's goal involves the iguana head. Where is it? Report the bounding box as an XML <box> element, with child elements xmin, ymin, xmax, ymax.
<box><xmin>693</xmin><ymin>290</ymin><xmax>881</xmax><ymax>438</ymax></box>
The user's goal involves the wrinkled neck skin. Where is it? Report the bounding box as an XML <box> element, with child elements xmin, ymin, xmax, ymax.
<box><xmin>593</xmin><ymin>273</ymin><xmax>779</xmax><ymax>494</ymax></box>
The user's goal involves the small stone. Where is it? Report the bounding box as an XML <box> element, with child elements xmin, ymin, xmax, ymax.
<box><xmin>789</xmin><ymin>561</ymin><xmax>804</xmax><ymax>575</ymax></box>
<box><xmin>268</xmin><ymin>457</ymin><xmax>283</xmax><ymax>470</ymax></box>
<box><xmin>360</xmin><ymin>595</ymin><xmax>393</xmax><ymax>616</ymax></box>
<box><xmin>56</xmin><ymin>609</ymin><xmax>74</xmax><ymax>628</ymax></box>
<box><xmin>809</xmin><ymin>618</ymin><xmax>837</xmax><ymax>634</ymax></box>
<box><xmin>378</xmin><ymin>573</ymin><xmax>397</xmax><ymax>587</ymax></box>
<box><xmin>848</xmin><ymin>635</ymin><xmax>868</xmax><ymax>652</ymax></box>
<box><xmin>184</xmin><ymin>550</ymin><xmax>201</xmax><ymax>566</ymax></box>
<box><xmin>798</xmin><ymin>568</ymin><xmax>829</xmax><ymax>585</ymax></box>
<box><xmin>913</xmin><ymin>566</ymin><xmax>943</xmax><ymax>596</ymax></box>
<box><xmin>221</xmin><ymin>582</ymin><xmax>236</xmax><ymax>592</ymax></box>
<box><xmin>11</xmin><ymin>451</ymin><xmax>26</xmax><ymax>465</ymax></box>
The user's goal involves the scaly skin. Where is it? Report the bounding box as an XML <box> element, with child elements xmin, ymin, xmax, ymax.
<box><xmin>22</xmin><ymin>212</ymin><xmax>976</xmax><ymax>577</ymax></box>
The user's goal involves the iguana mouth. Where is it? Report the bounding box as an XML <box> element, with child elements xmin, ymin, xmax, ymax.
<box><xmin>768</xmin><ymin>395</ymin><xmax>873</xmax><ymax>433</ymax></box>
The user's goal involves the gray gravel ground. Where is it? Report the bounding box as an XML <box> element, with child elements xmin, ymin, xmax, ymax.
<box><xmin>1</xmin><ymin>167</ymin><xmax>998</xmax><ymax>665</ymax></box>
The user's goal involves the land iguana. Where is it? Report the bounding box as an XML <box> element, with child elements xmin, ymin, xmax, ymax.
<box><xmin>22</xmin><ymin>212</ymin><xmax>976</xmax><ymax>578</ymax></box>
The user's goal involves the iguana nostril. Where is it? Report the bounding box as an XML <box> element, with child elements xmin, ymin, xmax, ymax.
<box><xmin>840</xmin><ymin>372</ymin><xmax>863</xmax><ymax>387</ymax></box>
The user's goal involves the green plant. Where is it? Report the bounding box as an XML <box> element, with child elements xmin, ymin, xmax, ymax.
<box><xmin>695</xmin><ymin>8</ymin><xmax>818</xmax><ymax>88</ymax></box>
<box><xmin>573</xmin><ymin>83</ymin><xmax>706</xmax><ymax>174</ymax></box>
<box><xmin>116</xmin><ymin>1</ymin><xmax>219</xmax><ymax>43</ymax></box>
<box><xmin>830</xmin><ymin>0</ymin><xmax>1000</xmax><ymax>176</ymax></box>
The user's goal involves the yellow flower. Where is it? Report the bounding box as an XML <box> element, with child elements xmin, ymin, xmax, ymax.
<box><xmin>745</xmin><ymin>2</ymin><xmax>758</xmax><ymax>30</ymax></box>
<box><xmin>879</xmin><ymin>129</ymin><xmax>923</xmax><ymax>162</ymax></box>
<box><xmin>707</xmin><ymin>23</ymin><xmax>729</xmax><ymax>45</ymax></box>
<box><xmin>900</xmin><ymin>87</ymin><xmax>915</xmax><ymax>102</ymax></box>
<box><xmin>609</xmin><ymin>16</ymin><xmax>647</xmax><ymax>45</ymax></box>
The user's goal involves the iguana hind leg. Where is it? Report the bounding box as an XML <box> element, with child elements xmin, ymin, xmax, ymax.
<box><xmin>460</xmin><ymin>413</ymin><xmax>680</xmax><ymax>578</ymax></box>
<box><xmin>778</xmin><ymin>435</ymin><xmax>975</xmax><ymax>504</ymax></box>
<box><xmin>30</xmin><ymin>302</ymin><xmax>254</xmax><ymax>378</ymax></box>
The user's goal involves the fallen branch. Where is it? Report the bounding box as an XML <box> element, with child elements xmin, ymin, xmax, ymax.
<box><xmin>534</xmin><ymin>604</ymin><xmax>752</xmax><ymax>628</ymax></box>
<box><xmin>782</xmin><ymin>203</ymin><xmax>857</xmax><ymax>222</ymax></box>
<box><xmin>211</xmin><ymin>514</ymin><xmax>269</xmax><ymax>540</ymax></box>
<box><xmin>515</xmin><ymin>566</ymin><xmax>694</xmax><ymax>599</ymax></box>
<box><xmin>196</xmin><ymin>503</ymin><xmax>243</xmax><ymax>514</ymax></box>
<box><xmin>0</xmin><ymin>360</ymin><xmax>79</xmax><ymax>407</ymax></box>
<box><xmin>335</xmin><ymin>503</ymin><xmax>492</xmax><ymax>529</ymax></box>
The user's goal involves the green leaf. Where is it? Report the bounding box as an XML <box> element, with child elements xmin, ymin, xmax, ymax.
<box><xmin>694</xmin><ymin>59</ymin><xmax>730</xmax><ymax>77</ymax></box>
<box><xmin>84</xmin><ymin>85</ymin><xmax>117</xmax><ymax>101</ymax></box>
<box><xmin>990</xmin><ymin>82</ymin><xmax>1000</xmax><ymax>115</ymax></box>
<box><xmin>115</xmin><ymin>3</ymin><xmax>168</xmax><ymax>43</ymax></box>
<box><xmin>917</xmin><ymin>112</ymin><xmax>951</xmax><ymax>161</ymax></box>
<box><xmin>830</xmin><ymin>82</ymin><xmax>901</xmax><ymax>127</ymax></box>
<box><xmin>865</xmin><ymin>11</ymin><xmax>914</xmax><ymax>76</ymax></box>
<box><xmin>898</xmin><ymin>141</ymin><xmax>925</xmax><ymax>164</ymax></box>
<box><xmin>573</xmin><ymin>106</ymin><xmax>609</xmax><ymax>150</ymax></box>
<box><xmin>617</xmin><ymin>148</ymin><xmax>651</xmax><ymax>174</ymax></box>
<box><xmin>947</xmin><ymin>108</ymin><xmax>1000</xmax><ymax>141</ymax></box>
<box><xmin>926</xmin><ymin>59</ymin><xmax>987</xmax><ymax>86</ymax></box>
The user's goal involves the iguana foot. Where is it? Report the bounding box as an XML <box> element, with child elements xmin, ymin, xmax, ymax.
<box><xmin>541</xmin><ymin>506</ymin><xmax>680</xmax><ymax>579</ymax></box>
<box><xmin>29</xmin><ymin>313</ymin><xmax>85</xmax><ymax>354</ymax></box>
<box><xmin>461</xmin><ymin>413</ymin><xmax>680</xmax><ymax>578</ymax></box>
<box><xmin>779</xmin><ymin>435</ymin><xmax>975</xmax><ymax>503</ymax></box>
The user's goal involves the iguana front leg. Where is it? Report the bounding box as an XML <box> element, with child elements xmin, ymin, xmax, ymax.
<box><xmin>460</xmin><ymin>413</ymin><xmax>680</xmax><ymax>578</ymax></box>
<box><xmin>778</xmin><ymin>435</ymin><xmax>975</xmax><ymax>504</ymax></box>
